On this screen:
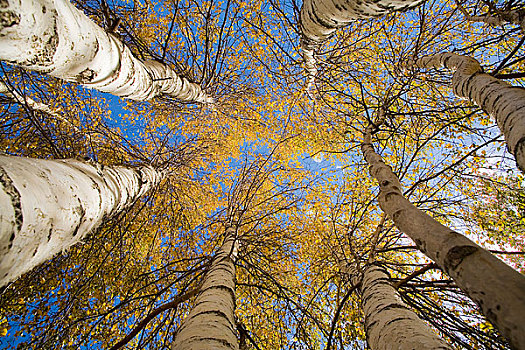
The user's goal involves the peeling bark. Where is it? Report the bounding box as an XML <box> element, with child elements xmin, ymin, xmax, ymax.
<box><xmin>172</xmin><ymin>227</ymin><xmax>239</xmax><ymax>350</ymax></box>
<box><xmin>0</xmin><ymin>155</ymin><xmax>162</xmax><ymax>286</ymax></box>
<box><xmin>361</xmin><ymin>132</ymin><xmax>525</xmax><ymax>349</ymax></box>
<box><xmin>299</xmin><ymin>0</ymin><xmax>423</xmax><ymax>89</ymax></box>
<box><xmin>344</xmin><ymin>264</ymin><xmax>451</xmax><ymax>350</ymax></box>
<box><xmin>0</xmin><ymin>0</ymin><xmax>212</xmax><ymax>104</ymax></box>
<box><xmin>415</xmin><ymin>53</ymin><xmax>525</xmax><ymax>173</ymax></box>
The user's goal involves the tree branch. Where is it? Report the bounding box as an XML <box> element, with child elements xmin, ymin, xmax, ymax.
<box><xmin>109</xmin><ymin>287</ymin><xmax>200</xmax><ymax>350</ymax></box>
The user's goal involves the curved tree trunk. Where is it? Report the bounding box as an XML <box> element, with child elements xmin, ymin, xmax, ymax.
<box><xmin>299</xmin><ymin>0</ymin><xmax>423</xmax><ymax>89</ymax></box>
<box><xmin>361</xmin><ymin>130</ymin><xmax>525</xmax><ymax>349</ymax></box>
<box><xmin>415</xmin><ymin>53</ymin><xmax>525</xmax><ymax>173</ymax></box>
<box><xmin>0</xmin><ymin>155</ymin><xmax>162</xmax><ymax>286</ymax></box>
<box><xmin>172</xmin><ymin>227</ymin><xmax>239</xmax><ymax>350</ymax></box>
<box><xmin>344</xmin><ymin>264</ymin><xmax>451</xmax><ymax>350</ymax></box>
<box><xmin>0</xmin><ymin>0</ymin><xmax>212</xmax><ymax>104</ymax></box>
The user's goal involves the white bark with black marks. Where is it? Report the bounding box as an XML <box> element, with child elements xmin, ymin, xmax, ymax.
<box><xmin>0</xmin><ymin>155</ymin><xmax>162</xmax><ymax>286</ymax></box>
<box><xmin>0</xmin><ymin>0</ymin><xmax>212</xmax><ymax>103</ymax></box>
<box><xmin>361</xmin><ymin>136</ymin><xmax>525</xmax><ymax>350</ymax></box>
<box><xmin>172</xmin><ymin>228</ymin><xmax>239</xmax><ymax>350</ymax></box>
<box><xmin>348</xmin><ymin>264</ymin><xmax>451</xmax><ymax>350</ymax></box>
<box><xmin>415</xmin><ymin>53</ymin><xmax>525</xmax><ymax>173</ymax></box>
<box><xmin>299</xmin><ymin>0</ymin><xmax>424</xmax><ymax>89</ymax></box>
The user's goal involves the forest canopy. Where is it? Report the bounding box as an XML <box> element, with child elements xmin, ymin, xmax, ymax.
<box><xmin>0</xmin><ymin>0</ymin><xmax>524</xmax><ymax>349</ymax></box>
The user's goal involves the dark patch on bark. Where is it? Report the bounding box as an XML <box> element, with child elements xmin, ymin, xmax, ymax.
<box><xmin>0</xmin><ymin>10</ymin><xmax>20</xmax><ymax>28</ymax></box>
<box><xmin>444</xmin><ymin>245</ymin><xmax>478</xmax><ymax>270</ymax></box>
<box><xmin>515</xmin><ymin>137</ymin><xmax>525</xmax><ymax>172</ymax></box>
<box><xmin>0</xmin><ymin>166</ymin><xmax>23</xmax><ymax>247</ymax></box>
<box><xmin>47</xmin><ymin>223</ymin><xmax>53</xmax><ymax>241</ymax></box>
<box><xmin>485</xmin><ymin>308</ymin><xmax>497</xmax><ymax>324</ymax></box>
<box><xmin>32</xmin><ymin>246</ymin><xmax>38</xmax><ymax>256</ymax></box>
<box><xmin>71</xmin><ymin>223</ymin><xmax>81</xmax><ymax>237</ymax></box>
<box><xmin>71</xmin><ymin>199</ymin><xmax>86</xmax><ymax>237</ymax></box>
<box><xmin>77</xmin><ymin>68</ymin><xmax>96</xmax><ymax>83</ymax></box>
<box><xmin>414</xmin><ymin>238</ymin><xmax>427</xmax><ymax>253</ymax></box>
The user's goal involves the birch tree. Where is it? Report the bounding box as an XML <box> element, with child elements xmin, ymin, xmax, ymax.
<box><xmin>172</xmin><ymin>226</ymin><xmax>239</xmax><ymax>350</ymax></box>
<box><xmin>0</xmin><ymin>154</ymin><xmax>162</xmax><ymax>286</ymax></box>
<box><xmin>299</xmin><ymin>0</ymin><xmax>424</xmax><ymax>88</ymax></box>
<box><xmin>342</xmin><ymin>262</ymin><xmax>451</xmax><ymax>350</ymax></box>
<box><xmin>0</xmin><ymin>0</ymin><xmax>212</xmax><ymax>103</ymax></box>
<box><xmin>413</xmin><ymin>53</ymin><xmax>525</xmax><ymax>173</ymax></box>
<box><xmin>361</xmin><ymin>116</ymin><xmax>525</xmax><ymax>349</ymax></box>
<box><xmin>0</xmin><ymin>81</ymin><xmax>64</xmax><ymax>121</ymax></box>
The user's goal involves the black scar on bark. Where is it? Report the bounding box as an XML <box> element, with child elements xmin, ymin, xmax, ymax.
<box><xmin>47</xmin><ymin>223</ymin><xmax>53</xmax><ymax>241</ymax></box>
<box><xmin>444</xmin><ymin>245</ymin><xmax>478</xmax><ymax>271</ymax></box>
<box><xmin>77</xmin><ymin>68</ymin><xmax>96</xmax><ymax>83</ymax></box>
<box><xmin>0</xmin><ymin>167</ymin><xmax>23</xmax><ymax>248</ymax></box>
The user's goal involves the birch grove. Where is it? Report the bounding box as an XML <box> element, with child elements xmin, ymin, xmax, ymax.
<box><xmin>414</xmin><ymin>53</ymin><xmax>525</xmax><ymax>173</ymax></box>
<box><xmin>361</xmin><ymin>121</ymin><xmax>525</xmax><ymax>349</ymax></box>
<box><xmin>0</xmin><ymin>155</ymin><xmax>162</xmax><ymax>286</ymax></box>
<box><xmin>1</xmin><ymin>0</ymin><xmax>524</xmax><ymax>347</ymax></box>
<box><xmin>0</xmin><ymin>0</ymin><xmax>212</xmax><ymax>103</ymax></box>
<box><xmin>172</xmin><ymin>227</ymin><xmax>239</xmax><ymax>350</ymax></box>
<box><xmin>344</xmin><ymin>263</ymin><xmax>451</xmax><ymax>350</ymax></box>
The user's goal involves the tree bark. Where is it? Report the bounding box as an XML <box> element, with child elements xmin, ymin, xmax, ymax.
<box><xmin>415</xmin><ymin>53</ymin><xmax>525</xmax><ymax>173</ymax></box>
<box><xmin>0</xmin><ymin>81</ymin><xmax>63</xmax><ymax>120</ymax></box>
<box><xmin>299</xmin><ymin>0</ymin><xmax>424</xmax><ymax>88</ymax></box>
<box><xmin>0</xmin><ymin>154</ymin><xmax>162</xmax><ymax>286</ymax></box>
<box><xmin>345</xmin><ymin>264</ymin><xmax>451</xmax><ymax>350</ymax></box>
<box><xmin>361</xmin><ymin>133</ymin><xmax>525</xmax><ymax>350</ymax></box>
<box><xmin>172</xmin><ymin>227</ymin><xmax>239</xmax><ymax>350</ymax></box>
<box><xmin>0</xmin><ymin>0</ymin><xmax>212</xmax><ymax>104</ymax></box>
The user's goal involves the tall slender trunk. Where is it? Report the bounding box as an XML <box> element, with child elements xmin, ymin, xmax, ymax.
<box><xmin>0</xmin><ymin>81</ymin><xmax>64</xmax><ymax>121</ymax></box>
<box><xmin>172</xmin><ymin>227</ymin><xmax>239</xmax><ymax>350</ymax></box>
<box><xmin>415</xmin><ymin>53</ymin><xmax>525</xmax><ymax>173</ymax></box>
<box><xmin>299</xmin><ymin>0</ymin><xmax>423</xmax><ymax>88</ymax></box>
<box><xmin>344</xmin><ymin>263</ymin><xmax>451</xmax><ymax>349</ymax></box>
<box><xmin>361</xmin><ymin>131</ymin><xmax>525</xmax><ymax>349</ymax></box>
<box><xmin>0</xmin><ymin>155</ymin><xmax>162</xmax><ymax>286</ymax></box>
<box><xmin>0</xmin><ymin>0</ymin><xmax>212</xmax><ymax>104</ymax></box>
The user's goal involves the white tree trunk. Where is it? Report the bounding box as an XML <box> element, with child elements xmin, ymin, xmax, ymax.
<box><xmin>0</xmin><ymin>81</ymin><xmax>81</xmax><ymax>132</ymax></box>
<box><xmin>347</xmin><ymin>264</ymin><xmax>451</xmax><ymax>350</ymax></box>
<box><xmin>0</xmin><ymin>0</ymin><xmax>212</xmax><ymax>104</ymax></box>
<box><xmin>361</xmin><ymin>135</ymin><xmax>525</xmax><ymax>350</ymax></box>
<box><xmin>299</xmin><ymin>0</ymin><xmax>423</xmax><ymax>89</ymax></box>
<box><xmin>415</xmin><ymin>53</ymin><xmax>525</xmax><ymax>173</ymax></box>
<box><xmin>172</xmin><ymin>227</ymin><xmax>239</xmax><ymax>350</ymax></box>
<box><xmin>0</xmin><ymin>155</ymin><xmax>162</xmax><ymax>286</ymax></box>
